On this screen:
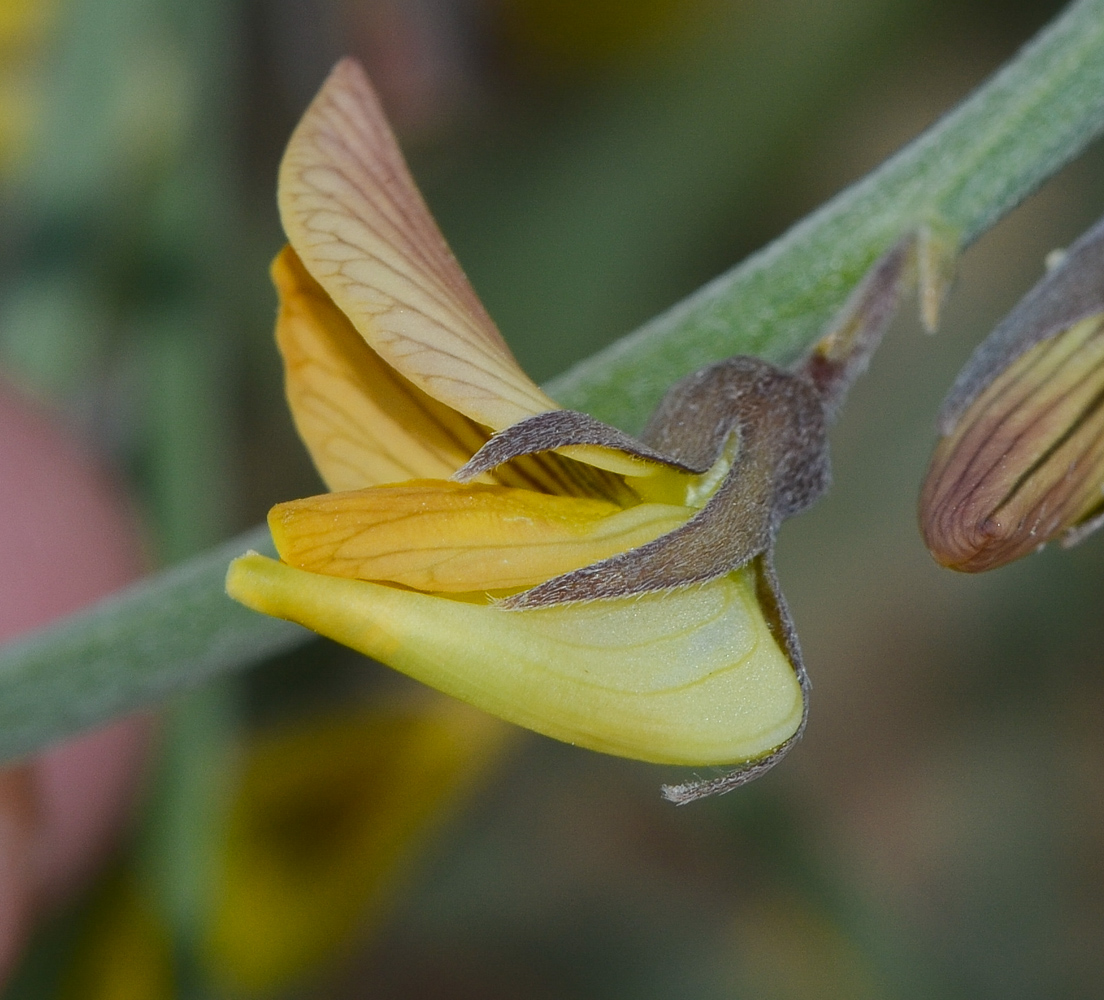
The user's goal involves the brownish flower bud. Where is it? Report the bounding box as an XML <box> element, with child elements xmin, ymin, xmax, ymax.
<box><xmin>921</xmin><ymin>214</ymin><xmax>1104</xmax><ymax>572</ymax></box>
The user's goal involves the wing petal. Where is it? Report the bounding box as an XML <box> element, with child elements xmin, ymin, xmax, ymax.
<box><xmin>268</xmin><ymin>480</ymin><xmax>691</xmax><ymax>593</ymax></box>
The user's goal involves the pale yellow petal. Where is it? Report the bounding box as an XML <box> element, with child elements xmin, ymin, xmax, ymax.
<box><xmin>227</xmin><ymin>553</ymin><xmax>804</xmax><ymax>766</ymax></box>
<box><xmin>273</xmin><ymin>246</ymin><xmax>493</xmax><ymax>490</ymax></box>
<box><xmin>556</xmin><ymin>443</ymin><xmax>672</xmax><ymax>478</ymax></box>
<box><xmin>269</xmin><ymin>480</ymin><xmax>692</xmax><ymax>592</ymax></box>
<box><xmin>278</xmin><ymin>58</ymin><xmax>558</xmax><ymax>430</ymax></box>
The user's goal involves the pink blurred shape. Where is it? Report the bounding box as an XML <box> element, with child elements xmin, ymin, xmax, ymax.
<box><xmin>0</xmin><ymin>379</ymin><xmax>152</xmax><ymax>981</ymax></box>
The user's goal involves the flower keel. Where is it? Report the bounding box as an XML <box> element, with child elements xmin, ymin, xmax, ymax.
<box><xmin>226</xmin><ymin>553</ymin><xmax>803</xmax><ymax>767</ymax></box>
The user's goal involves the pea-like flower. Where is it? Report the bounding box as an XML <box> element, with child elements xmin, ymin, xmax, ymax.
<box><xmin>226</xmin><ymin>60</ymin><xmax>905</xmax><ymax>800</ymax></box>
<box><xmin>921</xmin><ymin>214</ymin><xmax>1104</xmax><ymax>571</ymax></box>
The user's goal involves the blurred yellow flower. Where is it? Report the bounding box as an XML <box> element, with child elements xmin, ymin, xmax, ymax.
<box><xmin>59</xmin><ymin>874</ymin><xmax>175</xmax><ymax>1000</ymax></box>
<box><xmin>0</xmin><ymin>0</ymin><xmax>54</xmax><ymax>51</ymax></box>
<box><xmin>0</xmin><ymin>0</ymin><xmax>56</xmax><ymax>175</ymax></box>
<box><xmin>227</xmin><ymin>59</ymin><xmax>812</xmax><ymax>790</ymax></box>
<box><xmin>204</xmin><ymin>701</ymin><xmax>507</xmax><ymax>994</ymax></box>
<box><xmin>497</xmin><ymin>0</ymin><xmax>706</xmax><ymax>72</ymax></box>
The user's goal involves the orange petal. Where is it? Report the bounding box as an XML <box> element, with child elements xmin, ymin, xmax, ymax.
<box><xmin>269</xmin><ymin>480</ymin><xmax>692</xmax><ymax>593</ymax></box>
<box><xmin>278</xmin><ymin>58</ymin><xmax>558</xmax><ymax>431</ymax></box>
<box><xmin>273</xmin><ymin>246</ymin><xmax>493</xmax><ymax>490</ymax></box>
<box><xmin>274</xmin><ymin>246</ymin><xmax>641</xmax><ymax>500</ymax></box>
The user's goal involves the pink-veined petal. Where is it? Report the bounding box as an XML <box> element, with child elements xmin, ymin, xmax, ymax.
<box><xmin>278</xmin><ymin>58</ymin><xmax>557</xmax><ymax>431</ymax></box>
<box><xmin>274</xmin><ymin>246</ymin><xmax>640</xmax><ymax>500</ymax></box>
<box><xmin>273</xmin><ymin>246</ymin><xmax>493</xmax><ymax>490</ymax></box>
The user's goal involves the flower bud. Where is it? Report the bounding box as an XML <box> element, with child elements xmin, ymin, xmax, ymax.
<box><xmin>921</xmin><ymin>215</ymin><xmax>1104</xmax><ymax>571</ymax></box>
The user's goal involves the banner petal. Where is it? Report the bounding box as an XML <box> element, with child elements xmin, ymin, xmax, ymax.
<box><xmin>273</xmin><ymin>246</ymin><xmax>494</xmax><ymax>491</ymax></box>
<box><xmin>278</xmin><ymin>59</ymin><xmax>558</xmax><ymax>431</ymax></box>
<box><xmin>274</xmin><ymin>248</ymin><xmax>642</xmax><ymax>500</ymax></box>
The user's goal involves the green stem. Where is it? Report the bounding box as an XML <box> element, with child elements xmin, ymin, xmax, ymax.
<box><xmin>548</xmin><ymin>0</ymin><xmax>1104</xmax><ymax>430</ymax></box>
<box><xmin>0</xmin><ymin>0</ymin><xmax>1102</xmax><ymax>762</ymax></box>
<box><xmin>0</xmin><ymin>529</ymin><xmax>305</xmax><ymax>761</ymax></box>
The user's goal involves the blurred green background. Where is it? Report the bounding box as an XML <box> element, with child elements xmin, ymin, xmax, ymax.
<box><xmin>3</xmin><ymin>0</ymin><xmax>1104</xmax><ymax>996</ymax></box>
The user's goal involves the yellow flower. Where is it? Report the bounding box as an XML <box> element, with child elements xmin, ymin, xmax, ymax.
<box><xmin>0</xmin><ymin>0</ymin><xmax>56</xmax><ymax>176</ymax></box>
<box><xmin>59</xmin><ymin>872</ymin><xmax>175</xmax><ymax>1000</ymax></box>
<box><xmin>227</xmin><ymin>59</ymin><xmax>827</xmax><ymax>798</ymax></box>
<box><xmin>204</xmin><ymin>701</ymin><xmax>507</xmax><ymax>994</ymax></box>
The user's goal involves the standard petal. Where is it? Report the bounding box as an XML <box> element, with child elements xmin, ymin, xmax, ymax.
<box><xmin>268</xmin><ymin>480</ymin><xmax>692</xmax><ymax>593</ymax></box>
<box><xmin>274</xmin><ymin>247</ymin><xmax>641</xmax><ymax>499</ymax></box>
<box><xmin>226</xmin><ymin>553</ymin><xmax>804</xmax><ymax>766</ymax></box>
<box><xmin>273</xmin><ymin>246</ymin><xmax>494</xmax><ymax>490</ymax></box>
<box><xmin>278</xmin><ymin>58</ymin><xmax>558</xmax><ymax>431</ymax></box>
